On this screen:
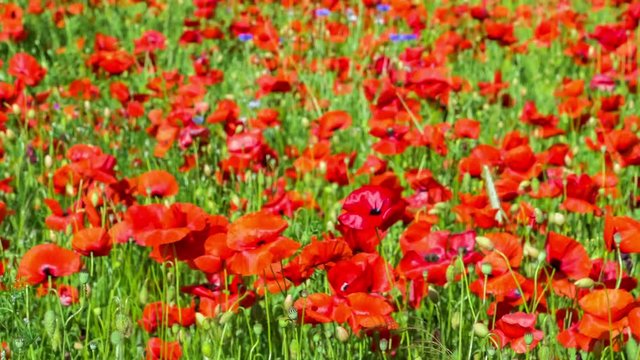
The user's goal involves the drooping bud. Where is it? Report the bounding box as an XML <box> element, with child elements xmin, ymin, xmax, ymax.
<box><xmin>574</xmin><ymin>278</ymin><xmax>595</xmax><ymax>289</ymax></box>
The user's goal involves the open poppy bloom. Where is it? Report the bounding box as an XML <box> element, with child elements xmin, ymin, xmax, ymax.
<box><xmin>338</xmin><ymin>185</ymin><xmax>406</xmax><ymax>231</ymax></box>
<box><xmin>145</xmin><ymin>337</ymin><xmax>182</xmax><ymax>360</ymax></box>
<box><xmin>139</xmin><ymin>301</ymin><xmax>196</xmax><ymax>333</ymax></box>
<box><xmin>225</xmin><ymin>211</ymin><xmax>299</xmax><ymax>276</ymax></box>
<box><xmin>543</xmin><ymin>232</ymin><xmax>592</xmax><ymax>298</ymax></box>
<box><xmin>577</xmin><ymin>289</ymin><xmax>634</xmax><ymax>340</ymax></box>
<box><xmin>491</xmin><ymin>312</ymin><xmax>544</xmax><ymax>354</ymax></box>
<box><xmin>72</xmin><ymin>227</ymin><xmax>112</xmax><ymax>256</ymax></box>
<box><xmin>17</xmin><ymin>244</ymin><xmax>83</xmax><ymax>285</ymax></box>
<box><xmin>134</xmin><ymin>170</ymin><xmax>179</xmax><ymax>198</ymax></box>
<box><xmin>327</xmin><ymin>252</ymin><xmax>392</xmax><ymax>296</ymax></box>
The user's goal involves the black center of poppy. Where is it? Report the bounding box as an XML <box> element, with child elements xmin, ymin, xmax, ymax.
<box><xmin>386</xmin><ymin>128</ymin><xmax>395</xmax><ymax>136</ymax></box>
<box><xmin>370</xmin><ymin>208</ymin><xmax>382</xmax><ymax>216</ymax></box>
<box><xmin>340</xmin><ymin>283</ymin><xmax>349</xmax><ymax>292</ymax></box>
<box><xmin>42</xmin><ymin>266</ymin><xmax>54</xmax><ymax>278</ymax></box>
<box><xmin>549</xmin><ymin>258</ymin><xmax>562</xmax><ymax>270</ymax></box>
<box><xmin>424</xmin><ymin>253</ymin><xmax>440</xmax><ymax>263</ymax></box>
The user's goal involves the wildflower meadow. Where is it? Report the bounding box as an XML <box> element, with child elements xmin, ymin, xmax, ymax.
<box><xmin>1</xmin><ymin>0</ymin><xmax>640</xmax><ymax>359</ymax></box>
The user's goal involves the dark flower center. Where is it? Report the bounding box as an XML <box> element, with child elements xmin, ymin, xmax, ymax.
<box><xmin>424</xmin><ymin>253</ymin><xmax>440</xmax><ymax>263</ymax></box>
<box><xmin>370</xmin><ymin>208</ymin><xmax>382</xmax><ymax>216</ymax></box>
<box><xmin>549</xmin><ymin>258</ymin><xmax>562</xmax><ymax>270</ymax></box>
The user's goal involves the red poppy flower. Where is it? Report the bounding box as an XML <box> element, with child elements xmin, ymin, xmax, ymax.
<box><xmin>289</xmin><ymin>236</ymin><xmax>352</xmax><ymax>280</ymax></box>
<box><xmin>293</xmin><ymin>293</ymin><xmax>351</xmax><ymax>325</ymax></box>
<box><xmin>338</xmin><ymin>185</ymin><xmax>405</xmax><ymax>231</ymax></box>
<box><xmin>590</xmin><ymin>24</ymin><xmax>628</xmax><ymax>52</ymax></box>
<box><xmin>453</xmin><ymin>118</ymin><xmax>480</xmax><ymax>139</ymax></box>
<box><xmin>145</xmin><ymin>338</ymin><xmax>182</xmax><ymax>360</ymax></box>
<box><xmin>312</xmin><ymin>110</ymin><xmax>352</xmax><ymax>140</ymax></box>
<box><xmin>557</xmin><ymin>308</ymin><xmax>595</xmax><ymax>352</ymax></box>
<box><xmin>72</xmin><ymin>227</ymin><xmax>112</xmax><ymax>256</ymax></box>
<box><xmin>36</xmin><ymin>283</ymin><xmax>80</xmax><ymax>306</ymax></box>
<box><xmin>577</xmin><ymin>289</ymin><xmax>634</xmax><ymax>340</ymax></box>
<box><xmin>225</xmin><ymin>212</ymin><xmax>299</xmax><ymax>275</ymax></box>
<box><xmin>604</xmin><ymin>215</ymin><xmax>640</xmax><ymax>252</ymax></box>
<box><xmin>343</xmin><ymin>292</ymin><xmax>397</xmax><ymax>335</ymax></box>
<box><xmin>327</xmin><ymin>252</ymin><xmax>392</xmax><ymax>296</ymax></box>
<box><xmin>545</xmin><ymin>232</ymin><xmax>592</xmax><ymax>281</ymax></box>
<box><xmin>139</xmin><ymin>301</ymin><xmax>196</xmax><ymax>333</ymax></box>
<box><xmin>135</xmin><ymin>170</ymin><xmax>179</xmax><ymax>197</ymax></box>
<box><xmin>17</xmin><ymin>244</ymin><xmax>83</xmax><ymax>285</ymax></box>
<box><xmin>8</xmin><ymin>52</ymin><xmax>47</xmax><ymax>87</ymax></box>
<box><xmin>629</xmin><ymin>308</ymin><xmax>640</xmax><ymax>340</ymax></box>
<box><xmin>491</xmin><ymin>312</ymin><xmax>543</xmax><ymax>354</ymax></box>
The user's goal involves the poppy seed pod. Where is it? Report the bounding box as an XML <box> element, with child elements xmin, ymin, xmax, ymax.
<box><xmin>473</xmin><ymin>322</ymin><xmax>489</xmax><ymax>338</ymax></box>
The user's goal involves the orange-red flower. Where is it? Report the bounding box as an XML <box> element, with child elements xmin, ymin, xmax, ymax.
<box><xmin>17</xmin><ymin>244</ymin><xmax>82</xmax><ymax>285</ymax></box>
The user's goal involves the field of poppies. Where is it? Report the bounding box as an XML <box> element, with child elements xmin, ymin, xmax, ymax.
<box><xmin>3</xmin><ymin>0</ymin><xmax>640</xmax><ymax>359</ymax></box>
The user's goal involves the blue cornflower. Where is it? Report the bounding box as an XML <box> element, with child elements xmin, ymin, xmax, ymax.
<box><xmin>238</xmin><ymin>33</ymin><xmax>253</xmax><ymax>42</ymax></box>
<box><xmin>315</xmin><ymin>8</ymin><xmax>331</xmax><ymax>17</ymax></box>
<box><xmin>376</xmin><ymin>4</ymin><xmax>391</xmax><ymax>12</ymax></box>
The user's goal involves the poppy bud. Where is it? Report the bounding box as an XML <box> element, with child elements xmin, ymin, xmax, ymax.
<box><xmin>481</xmin><ymin>263</ymin><xmax>493</xmax><ymax>276</ymax></box>
<box><xmin>84</xmin><ymin>101</ymin><xmax>91</xmax><ymax>112</ymax></box>
<box><xmin>27</xmin><ymin>109</ymin><xmax>35</xmax><ymax>119</ymax></box>
<box><xmin>450</xmin><ymin>312</ymin><xmax>461</xmax><ymax>329</ymax></box>
<box><xmin>278</xmin><ymin>317</ymin><xmax>289</xmax><ymax>328</ymax></box>
<box><xmin>518</xmin><ymin>180</ymin><xmax>530</xmax><ymax>191</ymax></box>
<box><xmin>613</xmin><ymin>162</ymin><xmax>622</xmax><ymax>174</ymax></box>
<box><xmin>336</xmin><ymin>326</ymin><xmax>349</xmax><ymax>342</ymax></box>
<box><xmin>65</xmin><ymin>183</ymin><xmax>75</xmax><ymax>197</ymax></box>
<box><xmin>115</xmin><ymin>314</ymin><xmax>132</xmax><ymax>335</ymax></box>
<box><xmin>476</xmin><ymin>236</ymin><xmax>494</xmax><ymax>251</ymax></box>
<box><xmin>510</xmin><ymin>203</ymin><xmax>519</xmax><ymax>214</ymax></box>
<box><xmin>219</xmin><ymin>311</ymin><xmax>233</xmax><ymax>324</ymax></box>
<box><xmin>253</xmin><ymin>323</ymin><xmax>263</xmax><ymax>336</ymax></box>
<box><xmin>93</xmin><ymin>307</ymin><xmax>102</xmax><ymax>316</ymax></box>
<box><xmin>195</xmin><ymin>312</ymin><xmax>207</xmax><ymax>328</ymax></box>
<box><xmin>548</xmin><ymin>212</ymin><xmax>565</xmax><ymax>226</ymax></box>
<box><xmin>473</xmin><ymin>322</ymin><xmax>489</xmax><ymax>338</ymax></box>
<box><xmin>109</xmin><ymin>330</ymin><xmax>123</xmax><ymax>345</ymax></box>
<box><xmin>11</xmin><ymin>104</ymin><xmax>20</xmax><ymax>115</ymax></box>
<box><xmin>43</xmin><ymin>310</ymin><xmax>57</xmax><ymax>334</ymax></box>
<box><xmin>52</xmin><ymin>328</ymin><xmax>62</xmax><ymax>350</ymax></box>
<box><xmin>90</xmin><ymin>192</ymin><xmax>100</xmax><ymax>207</ymax></box>
<box><xmin>283</xmin><ymin>294</ymin><xmax>293</xmax><ymax>311</ymax></box>
<box><xmin>204</xmin><ymin>164</ymin><xmax>212</xmax><ymax>176</ymax></box>
<box><xmin>138</xmin><ymin>286</ymin><xmax>148</xmax><ymax>304</ymax></box>
<box><xmin>4</xmin><ymin>129</ymin><xmax>14</xmax><ymax>140</ymax></box>
<box><xmin>202</xmin><ymin>341</ymin><xmax>213</xmax><ymax>357</ymax></box>
<box><xmin>73</xmin><ymin>342</ymin><xmax>83</xmax><ymax>350</ymax></box>
<box><xmin>564</xmin><ymin>154</ymin><xmax>572</xmax><ymax>167</ymax></box>
<box><xmin>523</xmin><ymin>243</ymin><xmax>540</xmax><ymax>259</ymax></box>
<box><xmin>534</xmin><ymin>208</ymin><xmax>544</xmax><ymax>224</ymax></box>
<box><xmin>44</xmin><ymin>154</ymin><xmax>53</xmax><ymax>169</ymax></box>
<box><xmin>434</xmin><ymin>202</ymin><xmax>448</xmax><ymax>211</ymax></box>
<box><xmin>574</xmin><ymin>278</ymin><xmax>595</xmax><ymax>289</ymax></box>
